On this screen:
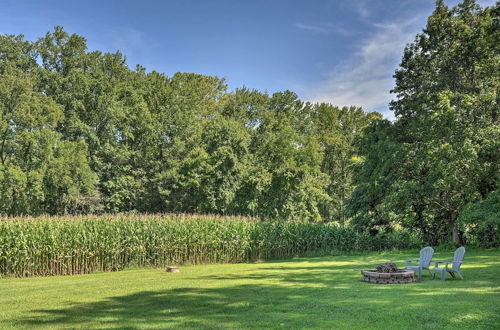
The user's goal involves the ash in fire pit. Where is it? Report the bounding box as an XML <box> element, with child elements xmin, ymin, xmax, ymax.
<box><xmin>361</xmin><ymin>262</ymin><xmax>416</xmax><ymax>284</ymax></box>
<box><xmin>376</xmin><ymin>262</ymin><xmax>399</xmax><ymax>273</ymax></box>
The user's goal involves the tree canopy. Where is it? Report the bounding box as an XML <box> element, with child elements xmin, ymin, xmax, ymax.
<box><xmin>0</xmin><ymin>27</ymin><xmax>379</xmax><ymax>221</ymax></box>
<box><xmin>349</xmin><ymin>0</ymin><xmax>499</xmax><ymax>245</ymax></box>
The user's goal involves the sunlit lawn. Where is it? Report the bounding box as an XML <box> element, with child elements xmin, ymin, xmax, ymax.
<box><xmin>1</xmin><ymin>249</ymin><xmax>499</xmax><ymax>329</ymax></box>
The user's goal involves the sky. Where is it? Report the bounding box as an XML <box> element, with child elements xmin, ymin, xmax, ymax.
<box><xmin>0</xmin><ymin>0</ymin><xmax>496</xmax><ymax>118</ymax></box>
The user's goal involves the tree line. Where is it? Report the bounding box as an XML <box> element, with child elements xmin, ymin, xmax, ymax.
<box><xmin>0</xmin><ymin>0</ymin><xmax>498</xmax><ymax>246</ymax></box>
<box><xmin>0</xmin><ymin>26</ymin><xmax>380</xmax><ymax>220</ymax></box>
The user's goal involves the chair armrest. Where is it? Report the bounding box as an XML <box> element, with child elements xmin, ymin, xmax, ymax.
<box><xmin>434</xmin><ymin>260</ymin><xmax>451</xmax><ymax>268</ymax></box>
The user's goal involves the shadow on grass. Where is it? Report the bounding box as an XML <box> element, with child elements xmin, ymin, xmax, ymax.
<box><xmin>18</xmin><ymin>283</ymin><xmax>498</xmax><ymax>329</ymax></box>
<box><xmin>12</xmin><ymin>251</ymin><xmax>500</xmax><ymax>329</ymax></box>
<box><xmin>16</xmin><ymin>274</ymin><xmax>500</xmax><ymax>328</ymax></box>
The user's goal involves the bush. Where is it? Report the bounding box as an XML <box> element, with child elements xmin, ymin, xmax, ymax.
<box><xmin>459</xmin><ymin>191</ymin><xmax>500</xmax><ymax>248</ymax></box>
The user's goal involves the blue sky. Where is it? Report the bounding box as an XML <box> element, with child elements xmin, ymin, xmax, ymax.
<box><xmin>1</xmin><ymin>0</ymin><xmax>496</xmax><ymax>118</ymax></box>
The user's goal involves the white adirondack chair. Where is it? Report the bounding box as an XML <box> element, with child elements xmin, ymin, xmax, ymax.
<box><xmin>405</xmin><ymin>246</ymin><xmax>434</xmax><ymax>280</ymax></box>
<box><xmin>433</xmin><ymin>247</ymin><xmax>466</xmax><ymax>281</ymax></box>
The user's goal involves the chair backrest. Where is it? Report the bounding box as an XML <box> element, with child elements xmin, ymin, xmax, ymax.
<box><xmin>419</xmin><ymin>246</ymin><xmax>434</xmax><ymax>268</ymax></box>
<box><xmin>451</xmin><ymin>246</ymin><xmax>465</xmax><ymax>271</ymax></box>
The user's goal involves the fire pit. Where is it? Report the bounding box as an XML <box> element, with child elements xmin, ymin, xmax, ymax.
<box><xmin>361</xmin><ymin>262</ymin><xmax>416</xmax><ymax>284</ymax></box>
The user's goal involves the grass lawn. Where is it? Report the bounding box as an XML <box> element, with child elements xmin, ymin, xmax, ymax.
<box><xmin>1</xmin><ymin>249</ymin><xmax>499</xmax><ymax>329</ymax></box>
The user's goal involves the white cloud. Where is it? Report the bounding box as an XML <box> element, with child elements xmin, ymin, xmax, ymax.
<box><xmin>302</xmin><ymin>15</ymin><xmax>426</xmax><ymax>119</ymax></box>
<box><xmin>303</xmin><ymin>0</ymin><xmax>497</xmax><ymax>119</ymax></box>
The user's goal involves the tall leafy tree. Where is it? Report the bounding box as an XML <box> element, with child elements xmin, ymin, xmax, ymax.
<box><xmin>0</xmin><ymin>70</ymin><xmax>95</xmax><ymax>215</ymax></box>
<box><xmin>313</xmin><ymin>104</ymin><xmax>381</xmax><ymax>224</ymax></box>
<box><xmin>351</xmin><ymin>0</ymin><xmax>499</xmax><ymax>244</ymax></box>
<box><xmin>251</xmin><ymin>91</ymin><xmax>328</xmax><ymax>220</ymax></box>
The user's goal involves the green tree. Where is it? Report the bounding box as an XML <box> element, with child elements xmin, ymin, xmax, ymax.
<box><xmin>313</xmin><ymin>104</ymin><xmax>381</xmax><ymax>224</ymax></box>
<box><xmin>0</xmin><ymin>70</ymin><xmax>95</xmax><ymax>215</ymax></box>
<box><xmin>1</xmin><ymin>26</ymin><xmax>386</xmax><ymax>222</ymax></box>
<box><xmin>351</xmin><ymin>0</ymin><xmax>499</xmax><ymax>244</ymax></box>
<box><xmin>250</xmin><ymin>91</ymin><xmax>328</xmax><ymax>220</ymax></box>
<box><xmin>458</xmin><ymin>190</ymin><xmax>500</xmax><ymax>247</ymax></box>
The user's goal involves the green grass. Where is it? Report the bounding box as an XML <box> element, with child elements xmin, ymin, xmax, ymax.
<box><xmin>1</xmin><ymin>249</ymin><xmax>499</xmax><ymax>329</ymax></box>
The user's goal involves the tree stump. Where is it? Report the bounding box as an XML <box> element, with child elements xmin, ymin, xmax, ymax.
<box><xmin>166</xmin><ymin>266</ymin><xmax>180</xmax><ymax>273</ymax></box>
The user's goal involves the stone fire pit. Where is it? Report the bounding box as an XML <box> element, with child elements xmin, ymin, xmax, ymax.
<box><xmin>361</xmin><ymin>262</ymin><xmax>416</xmax><ymax>284</ymax></box>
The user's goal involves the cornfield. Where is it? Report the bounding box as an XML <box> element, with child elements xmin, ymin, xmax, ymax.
<box><xmin>0</xmin><ymin>214</ymin><xmax>421</xmax><ymax>278</ymax></box>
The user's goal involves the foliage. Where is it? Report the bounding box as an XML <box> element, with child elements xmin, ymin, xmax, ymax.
<box><xmin>0</xmin><ymin>214</ymin><xmax>421</xmax><ymax>278</ymax></box>
<box><xmin>0</xmin><ymin>67</ymin><xmax>96</xmax><ymax>215</ymax></box>
<box><xmin>350</xmin><ymin>0</ymin><xmax>499</xmax><ymax>244</ymax></box>
<box><xmin>0</xmin><ymin>29</ymin><xmax>376</xmax><ymax>221</ymax></box>
<box><xmin>458</xmin><ymin>190</ymin><xmax>500</xmax><ymax>247</ymax></box>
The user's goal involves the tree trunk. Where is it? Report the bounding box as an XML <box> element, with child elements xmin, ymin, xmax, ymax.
<box><xmin>450</xmin><ymin>210</ymin><xmax>464</xmax><ymax>245</ymax></box>
<box><xmin>452</xmin><ymin>225</ymin><xmax>460</xmax><ymax>244</ymax></box>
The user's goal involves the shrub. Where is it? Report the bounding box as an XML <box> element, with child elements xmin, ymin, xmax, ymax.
<box><xmin>459</xmin><ymin>191</ymin><xmax>500</xmax><ymax>248</ymax></box>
